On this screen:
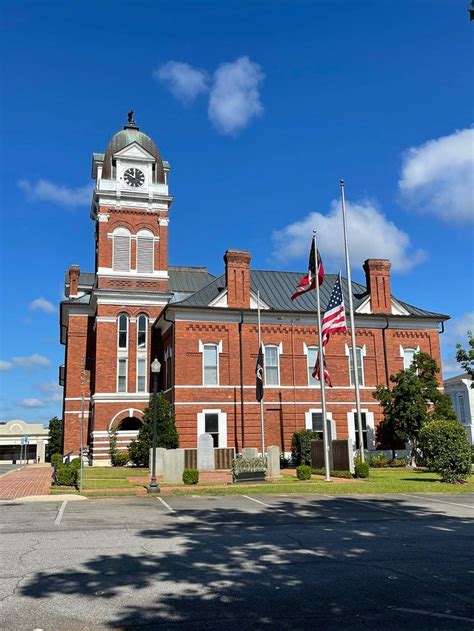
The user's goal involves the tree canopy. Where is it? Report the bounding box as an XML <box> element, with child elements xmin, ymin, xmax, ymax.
<box><xmin>456</xmin><ymin>330</ymin><xmax>474</xmax><ymax>388</ymax></box>
<box><xmin>47</xmin><ymin>416</ymin><xmax>63</xmax><ymax>458</ymax></box>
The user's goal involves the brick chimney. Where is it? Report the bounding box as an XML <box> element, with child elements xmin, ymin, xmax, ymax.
<box><xmin>224</xmin><ymin>250</ymin><xmax>251</xmax><ymax>308</ymax></box>
<box><xmin>69</xmin><ymin>264</ymin><xmax>80</xmax><ymax>298</ymax></box>
<box><xmin>363</xmin><ymin>259</ymin><xmax>392</xmax><ymax>314</ymax></box>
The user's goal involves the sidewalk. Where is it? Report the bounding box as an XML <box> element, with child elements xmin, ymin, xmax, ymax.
<box><xmin>0</xmin><ymin>464</ymin><xmax>52</xmax><ymax>500</ymax></box>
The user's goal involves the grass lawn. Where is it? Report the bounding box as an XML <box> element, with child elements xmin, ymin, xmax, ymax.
<box><xmin>170</xmin><ymin>468</ymin><xmax>474</xmax><ymax>497</ymax></box>
<box><xmin>50</xmin><ymin>466</ymin><xmax>473</xmax><ymax>498</ymax></box>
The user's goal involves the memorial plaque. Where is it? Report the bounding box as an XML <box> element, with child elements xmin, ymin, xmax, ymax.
<box><xmin>242</xmin><ymin>447</ymin><xmax>258</xmax><ymax>459</ymax></box>
<box><xmin>197</xmin><ymin>433</ymin><xmax>215</xmax><ymax>471</ymax></box>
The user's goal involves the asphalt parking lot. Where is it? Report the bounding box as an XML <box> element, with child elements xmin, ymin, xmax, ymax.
<box><xmin>1</xmin><ymin>493</ymin><xmax>473</xmax><ymax>630</ymax></box>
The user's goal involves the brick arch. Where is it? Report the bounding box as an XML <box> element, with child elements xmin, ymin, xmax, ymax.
<box><xmin>111</xmin><ymin>308</ymin><xmax>133</xmax><ymax>318</ymax></box>
<box><xmin>108</xmin><ymin>408</ymin><xmax>144</xmax><ymax>430</ymax></box>
<box><xmin>109</xmin><ymin>220</ymin><xmax>135</xmax><ymax>233</ymax></box>
<box><xmin>135</xmin><ymin>221</ymin><xmax>159</xmax><ymax>234</ymax></box>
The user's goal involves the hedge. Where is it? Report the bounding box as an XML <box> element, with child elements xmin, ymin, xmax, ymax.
<box><xmin>418</xmin><ymin>420</ymin><xmax>471</xmax><ymax>483</ymax></box>
<box><xmin>296</xmin><ymin>465</ymin><xmax>312</xmax><ymax>480</ymax></box>
<box><xmin>183</xmin><ymin>468</ymin><xmax>199</xmax><ymax>485</ymax></box>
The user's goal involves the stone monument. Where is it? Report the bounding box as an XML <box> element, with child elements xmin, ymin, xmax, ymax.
<box><xmin>197</xmin><ymin>433</ymin><xmax>215</xmax><ymax>471</ymax></box>
<box><xmin>266</xmin><ymin>445</ymin><xmax>281</xmax><ymax>479</ymax></box>
<box><xmin>162</xmin><ymin>448</ymin><xmax>185</xmax><ymax>484</ymax></box>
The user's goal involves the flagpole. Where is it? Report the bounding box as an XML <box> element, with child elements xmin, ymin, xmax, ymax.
<box><xmin>257</xmin><ymin>290</ymin><xmax>265</xmax><ymax>456</ymax></box>
<box><xmin>340</xmin><ymin>179</ymin><xmax>365</xmax><ymax>462</ymax></box>
<box><xmin>313</xmin><ymin>231</ymin><xmax>331</xmax><ymax>482</ymax></box>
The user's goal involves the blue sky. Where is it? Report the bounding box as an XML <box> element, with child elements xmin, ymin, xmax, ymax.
<box><xmin>1</xmin><ymin>0</ymin><xmax>473</xmax><ymax>425</ymax></box>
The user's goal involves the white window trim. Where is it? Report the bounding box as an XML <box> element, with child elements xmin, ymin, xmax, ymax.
<box><xmin>117</xmin><ymin>357</ymin><xmax>128</xmax><ymax>394</ymax></box>
<box><xmin>399</xmin><ymin>345</ymin><xmax>420</xmax><ymax>370</ymax></box>
<box><xmin>199</xmin><ymin>340</ymin><xmax>222</xmax><ymax>386</ymax></box>
<box><xmin>304</xmin><ymin>408</ymin><xmax>336</xmax><ymax>440</ymax></box>
<box><xmin>136</xmin><ymin>357</ymin><xmax>147</xmax><ymax>394</ymax></box>
<box><xmin>303</xmin><ymin>343</ymin><xmax>319</xmax><ymax>386</ymax></box>
<box><xmin>197</xmin><ymin>409</ymin><xmax>227</xmax><ymax>448</ymax></box>
<box><xmin>345</xmin><ymin>344</ymin><xmax>366</xmax><ymax>387</ymax></box>
<box><xmin>137</xmin><ymin>314</ymin><xmax>148</xmax><ymax>351</ymax></box>
<box><xmin>347</xmin><ymin>408</ymin><xmax>374</xmax><ymax>450</ymax></box>
<box><xmin>264</xmin><ymin>342</ymin><xmax>283</xmax><ymax>387</ymax></box>
<box><xmin>117</xmin><ymin>313</ymin><xmax>128</xmax><ymax>353</ymax></box>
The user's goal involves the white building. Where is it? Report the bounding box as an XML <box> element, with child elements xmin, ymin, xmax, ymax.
<box><xmin>0</xmin><ymin>420</ymin><xmax>49</xmax><ymax>464</ymax></box>
<box><xmin>444</xmin><ymin>374</ymin><xmax>474</xmax><ymax>444</ymax></box>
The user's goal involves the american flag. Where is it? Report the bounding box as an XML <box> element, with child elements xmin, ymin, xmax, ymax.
<box><xmin>312</xmin><ymin>273</ymin><xmax>347</xmax><ymax>385</ymax></box>
<box><xmin>320</xmin><ymin>273</ymin><xmax>347</xmax><ymax>347</ymax></box>
<box><xmin>291</xmin><ymin>238</ymin><xmax>324</xmax><ymax>300</ymax></box>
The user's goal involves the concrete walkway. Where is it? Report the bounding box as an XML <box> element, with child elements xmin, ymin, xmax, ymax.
<box><xmin>0</xmin><ymin>464</ymin><xmax>52</xmax><ymax>500</ymax></box>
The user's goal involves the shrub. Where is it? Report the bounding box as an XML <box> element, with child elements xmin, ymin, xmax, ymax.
<box><xmin>232</xmin><ymin>455</ymin><xmax>267</xmax><ymax>476</ymax></box>
<box><xmin>296</xmin><ymin>464</ymin><xmax>312</xmax><ymax>480</ymax></box>
<box><xmin>370</xmin><ymin>452</ymin><xmax>389</xmax><ymax>468</ymax></box>
<box><xmin>69</xmin><ymin>457</ymin><xmax>81</xmax><ymax>471</ymax></box>
<box><xmin>51</xmin><ymin>453</ymin><xmax>63</xmax><ymax>469</ymax></box>
<box><xmin>418</xmin><ymin>420</ymin><xmax>471</xmax><ymax>483</ymax></box>
<box><xmin>312</xmin><ymin>468</ymin><xmax>353</xmax><ymax>479</ymax></box>
<box><xmin>113</xmin><ymin>452</ymin><xmax>130</xmax><ymax>467</ymax></box>
<box><xmin>56</xmin><ymin>464</ymin><xmax>77</xmax><ymax>487</ymax></box>
<box><xmin>183</xmin><ymin>468</ymin><xmax>199</xmax><ymax>485</ymax></box>
<box><xmin>390</xmin><ymin>457</ymin><xmax>407</xmax><ymax>468</ymax></box>
<box><xmin>354</xmin><ymin>457</ymin><xmax>369</xmax><ymax>478</ymax></box>
<box><xmin>291</xmin><ymin>430</ymin><xmax>318</xmax><ymax>466</ymax></box>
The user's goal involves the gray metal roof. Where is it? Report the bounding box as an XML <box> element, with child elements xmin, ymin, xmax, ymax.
<box><xmin>168</xmin><ymin>266</ymin><xmax>216</xmax><ymax>293</ymax></box>
<box><xmin>64</xmin><ymin>271</ymin><xmax>96</xmax><ymax>288</ymax></box>
<box><xmin>174</xmin><ymin>269</ymin><xmax>448</xmax><ymax>319</ymax></box>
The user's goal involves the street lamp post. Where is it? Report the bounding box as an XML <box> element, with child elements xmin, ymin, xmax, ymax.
<box><xmin>148</xmin><ymin>358</ymin><xmax>161</xmax><ymax>494</ymax></box>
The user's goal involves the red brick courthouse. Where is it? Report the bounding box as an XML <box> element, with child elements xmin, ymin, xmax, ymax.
<box><xmin>60</xmin><ymin>117</ymin><xmax>449</xmax><ymax>465</ymax></box>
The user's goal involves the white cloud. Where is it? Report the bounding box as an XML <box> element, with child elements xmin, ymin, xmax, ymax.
<box><xmin>208</xmin><ymin>56</ymin><xmax>264</xmax><ymax>134</ymax></box>
<box><xmin>19</xmin><ymin>398</ymin><xmax>46</xmax><ymax>408</ymax></box>
<box><xmin>37</xmin><ymin>382</ymin><xmax>63</xmax><ymax>402</ymax></box>
<box><xmin>399</xmin><ymin>127</ymin><xmax>474</xmax><ymax>222</ymax></box>
<box><xmin>0</xmin><ymin>360</ymin><xmax>12</xmax><ymax>372</ymax></box>
<box><xmin>154</xmin><ymin>61</ymin><xmax>208</xmax><ymax>104</ymax></box>
<box><xmin>29</xmin><ymin>297</ymin><xmax>56</xmax><ymax>314</ymax></box>
<box><xmin>11</xmin><ymin>354</ymin><xmax>51</xmax><ymax>369</ymax></box>
<box><xmin>18</xmin><ymin>179</ymin><xmax>92</xmax><ymax>207</ymax></box>
<box><xmin>272</xmin><ymin>198</ymin><xmax>425</xmax><ymax>272</ymax></box>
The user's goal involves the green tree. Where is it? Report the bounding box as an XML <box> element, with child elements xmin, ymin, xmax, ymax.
<box><xmin>128</xmin><ymin>394</ymin><xmax>179</xmax><ymax>466</ymax></box>
<box><xmin>456</xmin><ymin>330</ymin><xmax>474</xmax><ymax>388</ymax></box>
<box><xmin>47</xmin><ymin>416</ymin><xmax>63</xmax><ymax>460</ymax></box>
<box><xmin>373</xmin><ymin>352</ymin><xmax>456</xmax><ymax>463</ymax></box>
<box><xmin>419</xmin><ymin>420</ymin><xmax>471</xmax><ymax>483</ymax></box>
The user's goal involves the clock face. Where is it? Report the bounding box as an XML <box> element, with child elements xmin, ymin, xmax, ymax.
<box><xmin>123</xmin><ymin>167</ymin><xmax>145</xmax><ymax>188</ymax></box>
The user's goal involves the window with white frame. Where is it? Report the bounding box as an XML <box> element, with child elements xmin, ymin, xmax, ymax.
<box><xmin>264</xmin><ymin>345</ymin><xmax>280</xmax><ymax>386</ymax></box>
<box><xmin>353</xmin><ymin>412</ymin><xmax>368</xmax><ymax>450</ymax></box>
<box><xmin>348</xmin><ymin>347</ymin><xmax>364</xmax><ymax>386</ymax></box>
<box><xmin>117</xmin><ymin>358</ymin><xmax>127</xmax><ymax>393</ymax></box>
<box><xmin>112</xmin><ymin>227</ymin><xmax>131</xmax><ymax>272</ymax></box>
<box><xmin>136</xmin><ymin>229</ymin><xmax>154</xmax><ymax>273</ymax></box>
<box><xmin>204</xmin><ymin>413</ymin><xmax>219</xmax><ymax>447</ymax></box>
<box><xmin>203</xmin><ymin>344</ymin><xmax>219</xmax><ymax>385</ymax></box>
<box><xmin>311</xmin><ymin>412</ymin><xmax>324</xmax><ymax>440</ymax></box>
<box><xmin>457</xmin><ymin>393</ymin><xmax>467</xmax><ymax>423</ymax></box>
<box><xmin>137</xmin><ymin>357</ymin><xmax>147</xmax><ymax>393</ymax></box>
<box><xmin>403</xmin><ymin>348</ymin><xmax>417</xmax><ymax>370</ymax></box>
<box><xmin>118</xmin><ymin>314</ymin><xmax>128</xmax><ymax>349</ymax></box>
<box><xmin>197</xmin><ymin>409</ymin><xmax>228</xmax><ymax>448</ymax></box>
<box><xmin>306</xmin><ymin>345</ymin><xmax>319</xmax><ymax>385</ymax></box>
<box><xmin>137</xmin><ymin>314</ymin><xmax>147</xmax><ymax>350</ymax></box>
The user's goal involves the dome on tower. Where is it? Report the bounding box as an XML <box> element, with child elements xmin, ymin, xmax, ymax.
<box><xmin>101</xmin><ymin>113</ymin><xmax>165</xmax><ymax>183</ymax></box>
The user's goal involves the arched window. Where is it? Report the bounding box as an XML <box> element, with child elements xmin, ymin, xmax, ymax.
<box><xmin>112</xmin><ymin>227</ymin><xmax>131</xmax><ymax>272</ymax></box>
<box><xmin>136</xmin><ymin>314</ymin><xmax>148</xmax><ymax>393</ymax></box>
<box><xmin>137</xmin><ymin>315</ymin><xmax>147</xmax><ymax>350</ymax></box>
<box><xmin>119</xmin><ymin>417</ymin><xmax>142</xmax><ymax>431</ymax></box>
<box><xmin>118</xmin><ymin>314</ymin><xmax>128</xmax><ymax>349</ymax></box>
<box><xmin>136</xmin><ymin>229</ymin><xmax>154</xmax><ymax>273</ymax></box>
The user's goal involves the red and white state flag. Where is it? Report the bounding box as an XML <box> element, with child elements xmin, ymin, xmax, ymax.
<box><xmin>291</xmin><ymin>238</ymin><xmax>324</xmax><ymax>300</ymax></box>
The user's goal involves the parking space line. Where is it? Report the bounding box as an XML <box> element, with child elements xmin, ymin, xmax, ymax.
<box><xmin>156</xmin><ymin>496</ymin><xmax>176</xmax><ymax>513</ymax></box>
<box><xmin>54</xmin><ymin>500</ymin><xmax>67</xmax><ymax>525</ymax></box>
<box><xmin>242</xmin><ymin>495</ymin><xmax>272</xmax><ymax>508</ymax></box>
<box><xmin>340</xmin><ymin>497</ymin><xmax>405</xmax><ymax>516</ymax></box>
<box><xmin>392</xmin><ymin>607</ymin><xmax>474</xmax><ymax>623</ymax></box>
<box><xmin>403</xmin><ymin>494</ymin><xmax>474</xmax><ymax>510</ymax></box>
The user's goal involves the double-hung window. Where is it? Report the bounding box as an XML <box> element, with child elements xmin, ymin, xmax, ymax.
<box><xmin>353</xmin><ymin>412</ymin><xmax>368</xmax><ymax>450</ymax></box>
<box><xmin>348</xmin><ymin>347</ymin><xmax>364</xmax><ymax>386</ymax></box>
<box><xmin>205</xmin><ymin>413</ymin><xmax>219</xmax><ymax>448</ymax></box>
<box><xmin>311</xmin><ymin>412</ymin><xmax>324</xmax><ymax>440</ymax></box>
<box><xmin>403</xmin><ymin>348</ymin><xmax>416</xmax><ymax>371</ymax></box>
<box><xmin>457</xmin><ymin>393</ymin><xmax>467</xmax><ymax>423</ymax></box>
<box><xmin>136</xmin><ymin>315</ymin><xmax>147</xmax><ymax>393</ymax></box>
<box><xmin>203</xmin><ymin>344</ymin><xmax>219</xmax><ymax>386</ymax></box>
<box><xmin>307</xmin><ymin>345</ymin><xmax>319</xmax><ymax>385</ymax></box>
<box><xmin>117</xmin><ymin>313</ymin><xmax>129</xmax><ymax>393</ymax></box>
<box><xmin>264</xmin><ymin>345</ymin><xmax>280</xmax><ymax>386</ymax></box>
